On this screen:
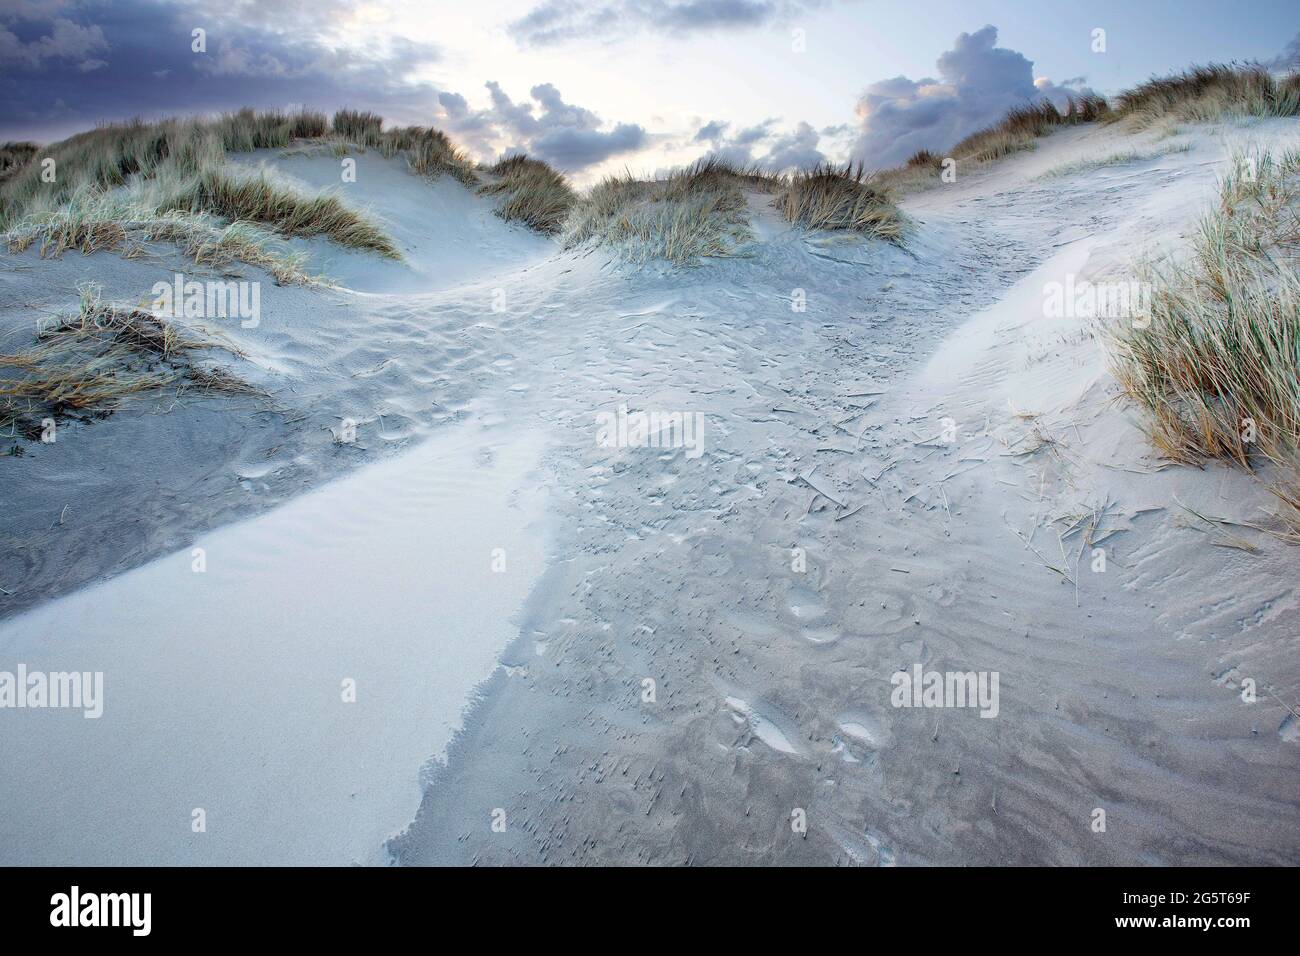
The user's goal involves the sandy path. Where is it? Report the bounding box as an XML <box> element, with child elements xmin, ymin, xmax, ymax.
<box><xmin>393</xmin><ymin>120</ymin><xmax>1299</xmax><ymax>865</ymax></box>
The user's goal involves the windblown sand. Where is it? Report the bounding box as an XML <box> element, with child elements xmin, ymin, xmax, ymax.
<box><xmin>1</xmin><ymin>119</ymin><xmax>1297</xmax><ymax>865</ymax></box>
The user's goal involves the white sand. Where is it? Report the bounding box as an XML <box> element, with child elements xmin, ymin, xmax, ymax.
<box><xmin>2</xmin><ymin>117</ymin><xmax>1298</xmax><ymax>865</ymax></box>
<box><xmin>0</xmin><ymin>413</ymin><xmax>548</xmax><ymax>864</ymax></box>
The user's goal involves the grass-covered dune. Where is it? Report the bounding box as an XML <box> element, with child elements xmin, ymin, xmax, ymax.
<box><xmin>2</xmin><ymin>63</ymin><xmax>1298</xmax><ymax>275</ymax></box>
<box><xmin>1108</xmin><ymin>145</ymin><xmax>1300</xmax><ymax>535</ymax></box>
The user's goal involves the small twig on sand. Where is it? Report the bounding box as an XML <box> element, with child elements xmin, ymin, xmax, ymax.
<box><xmin>798</xmin><ymin>466</ymin><xmax>844</xmax><ymax>508</ymax></box>
<box><xmin>836</xmin><ymin>503</ymin><xmax>865</xmax><ymax>521</ymax></box>
<box><xmin>1173</xmin><ymin>495</ymin><xmax>1260</xmax><ymax>553</ymax></box>
<box><xmin>1004</xmin><ymin>517</ymin><xmax>1075</xmax><ymax>584</ymax></box>
<box><xmin>1265</xmin><ymin>687</ymin><xmax>1300</xmax><ymax>723</ymax></box>
<box><xmin>865</xmin><ymin>460</ymin><xmax>897</xmax><ymax>484</ymax></box>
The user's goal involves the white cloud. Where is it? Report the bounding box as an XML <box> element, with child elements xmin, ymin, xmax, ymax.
<box><xmin>508</xmin><ymin>0</ymin><xmax>831</xmax><ymax>47</ymax></box>
<box><xmin>439</xmin><ymin>81</ymin><xmax>647</xmax><ymax>171</ymax></box>
<box><xmin>692</xmin><ymin>115</ymin><xmax>826</xmax><ymax>170</ymax></box>
<box><xmin>851</xmin><ymin>25</ymin><xmax>1091</xmax><ymax>169</ymax></box>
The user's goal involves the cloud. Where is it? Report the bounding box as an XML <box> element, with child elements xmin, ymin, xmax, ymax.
<box><xmin>0</xmin><ymin>0</ymin><xmax>445</xmax><ymax>140</ymax></box>
<box><xmin>1271</xmin><ymin>30</ymin><xmax>1300</xmax><ymax>71</ymax></box>
<box><xmin>693</xmin><ymin>119</ymin><xmax>729</xmax><ymax>142</ymax></box>
<box><xmin>761</xmin><ymin>120</ymin><xmax>823</xmax><ymax>169</ymax></box>
<box><xmin>691</xmin><ymin>115</ymin><xmax>826</xmax><ymax>170</ymax></box>
<box><xmin>193</xmin><ymin>30</ymin><xmax>441</xmax><ymax>82</ymax></box>
<box><xmin>851</xmin><ymin>24</ymin><xmax>1091</xmax><ymax>169</ymax></box>
<box><xmin>441</xmin><ymin>81</ymin><xmax>647</xmax><ymax>170</ymax></box>
<box><xmin>508</xmin><ymin>0</ymin><xmax>830</xmax><ymax>47</ymax></box>
<box><xmin>0</xmin><ymin>15</ymin><xmax>106</xmax><ymax>67</ymax></box>
<box><xmin>1033</xmin><ymin>75</ymin><xmax>1097</xmax><ymax>110</ymax></box>
<box><xmin>0</xmin><ymin>0</ymin><xmax>652</xmax><ymax>174</ymax></box>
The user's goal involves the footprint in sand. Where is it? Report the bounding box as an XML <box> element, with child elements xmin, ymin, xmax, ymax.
<box><xmin>785</xmin><ymin>584</ymin><xmax>827</xmax><ymax>622</ymax></box>
<box><xmin>724</xmin><ymin>696</ymin><xmax>803</xmax><ymax>756</ymax></box>
<box><xmin>838</xmin><ymin>711</ymin><xmax>894</xmax><ymax>750</ymax></box>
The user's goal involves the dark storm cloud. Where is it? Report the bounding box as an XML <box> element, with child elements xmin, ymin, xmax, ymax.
<box><xmin>0</xmin><ymin>0</ymin><xmax>443</xmax><ymax>141</ymax></box>
<box><xmin>851</xmin><ymin>24</ymin><xmax>1095</xmax><ymax>169</ymax></box>
<box><xmin>508</xmin><ymin>0</ymin><xmax>831</xmax><ymax>47</ymax></box>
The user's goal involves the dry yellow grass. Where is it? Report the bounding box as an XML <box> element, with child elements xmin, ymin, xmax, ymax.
<box><xmin>772</xmin><ymin>161</ymin><xmax>904</xmax><ymax>240</ymax></box>
<box><xmin>330</xmin><ymin>109</ymin><xmax>478</xmax><ymax>185</ymax></box>
<box><xmin>160</xmin><ymin>168</ymin><xmax>400</xmax><ymax>258</ymax></box>
<box><xmin>1</xmin><ymin>284</ymin><xmax>253</xmax><ymax>436</ymax></box>
<box><xmin>1</xmin><ymin>110</ymin><xmax>399</xmax><ymax>269</ymax></box>
<box><xmin>478</xmin><ymin>155</ymin><xmax>577</xmax><ymax>234</ymax></box>
<box><xmin>1110</xmin><ymin>64</ymin><xmax>1300</xmax><ymax>127</ymax></box>
<box><xmin>563</xmin><ymin>158</ymin><xmax>771</xmax><ymax>263</ymax></box>
<box><xmin>562</xmin><ymin>157</ymin><xmax>902</xmax><ymax>263</ymax></box>
<box><xmin>1107</xmin><ymin>146</ymin><xmax>1300</xmax><ymax>535</ymax></box>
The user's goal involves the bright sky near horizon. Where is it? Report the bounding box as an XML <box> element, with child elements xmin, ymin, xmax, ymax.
<box><xmin>2</xmin><ymin>0</ymin><xmax>1297</xmax><ymax>182</ymax></box>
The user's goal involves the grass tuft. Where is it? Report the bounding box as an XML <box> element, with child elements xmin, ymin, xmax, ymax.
<box><xmin>905</xmin><ymin>149</ymin><xmax>943</xmax><ymax>169</ymax></box>
<box><xmin>1</xmin><ymin>109</ymin><xmax>401</xmax><ymax>267</ymax></box>
<box><xmin>1107</xmin><ymin>146</ymin><xmax>1300</xmax><ymax>534</ymax></box>
<box><xmin>1</xmin><ymin>283</ymin><xmax>254</xmax><ymax>436</ymax></box>
<box><xmin>6</xmin><ymin>183</ymin><xmax>313</xmax><ymax>284</ymax></box>
<box><xmin>563</xmin><ymin>157</ymin><xmax>761</xmax><ymax>263</ymax></box>
<box><xmin>948</xmin><ymin>96</ymin><xmax>1108</xmax><ymax>164</ymax></box>
<box><xmin>478</xmin><ymin>154</ymin><xmax>577</xmax><ymax>234</ymax></box>
<box><xmin>330</xmin><ymin>110</ymin><xmax>477</xmax><ymax>185</ymax></box>
<box><xmin>1111</xmin><ymin>63</ymin><xmax>1300</xmax><ymax>127</ymax></box>
<box><xmin>157</xmin><ymin>167</ymin><xmax>401</xmax><ymax>258</ymax></box>
<box><xmin>1</xmin><ymin>142</ymin><xmax>38</xmax><ymax>183</ymax></box>
<box><xmin>772</xmin><ymin>161</ymin><xmax>904</xmax><ymax>239</ymax></box>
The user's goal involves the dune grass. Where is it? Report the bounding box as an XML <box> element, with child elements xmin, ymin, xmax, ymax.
<box><xmin>1107</xmin><ymin>146</ymin><xmax>1300</xmax><ymax>533</ymax></box>
<box><xmin>873</xmin><ymin>64</ymin><xmax>1298</xmax><ymax>194</ymax></box>
<box><xmin>6</xmin><ymin>182</ymin><xmax>314</xmax><ymax>284</ymax></box>
<box><xmin>906</xmin><ymin>149</ymin><xmax>943</xmax><ymax>169</ymax></box>
<box><xmin>1111</xmin><ymin>63</ymin><xmax>1300</xmax><ymax>127</ymax></box>
<box><xmin>1</xmin><ymin>142</ymin><xmax>37</xmax><ymax>183</ymax></box>
<box><xmin>478</xmin><ymin>154</ymin><xmax>577</xmax><ymax>234</ymax></box>
<box><xmin>773</xmin><ymin>161</ymin><xmax>904</xmax><ymax>240</ymax></box>
<box><xmin>1</xmin><ymin>283</ymin><xmax>253</xmax><ymax>436</ymax></box>
<box><xmin>0</xmin><ymin>110</ymin><xmax>399</xmax><ymax>271</ymax></box>
<box><xmin>561</xmin><ymin>157</ymin><xmax>902</xmax><ymax>263</ymax></box>
<box><xmin>563</xmin><ymin>158</ymin><xmax>760</xmax><ymax>263</ymax></box>
<box><xmin>329</xmin><ymin>109</ymin><xmax>478</xmax><ymax>185</ymax></box>
<box><xmin>873</xmin><ymin>95</ymin><xmax>1109</xmax><ymax>193</ymax></box>
<box><xmin>0</xmin><ymin>111</ymin><xmax>332</xmax><ymax>225</ymax></box>
<box><xmin>1038</xmin><ymin>141</ymin><xmax>1192</xmax><ymax>179</ymax></box>
<box><xmin>156</xmin><ymin>167</ymin><xmax>400</xmax><ymax>258</ymax></box>
<box><xmin>949</xmin><ymin>95</ymin><xmax>1110</xmax><ymax>164</ymax></box>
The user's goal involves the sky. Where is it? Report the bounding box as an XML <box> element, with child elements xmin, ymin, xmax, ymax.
<box><xmin>2</xmin><ymin>0</ymin><xmax>1298</xmax><ymax>183</ymax></box>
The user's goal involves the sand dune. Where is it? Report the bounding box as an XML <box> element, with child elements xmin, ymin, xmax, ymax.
<box><xmin>1</xmin><ymin>113</ymin><xmax>1297</xmax><ymax>866</ymax></box>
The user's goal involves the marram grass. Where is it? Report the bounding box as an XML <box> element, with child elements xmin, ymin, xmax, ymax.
<box><xmin>1107</xmin><ymin>146</ymin><xmax>1300</xmax><ymax>535</ymax></box>
<box><xmin>1</xmin><ymin>283</ymin><xmax>253</xmax><ymax>434</ymax></box>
